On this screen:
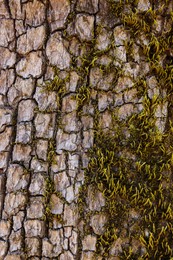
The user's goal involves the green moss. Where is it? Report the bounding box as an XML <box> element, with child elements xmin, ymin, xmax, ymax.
<box><xmin>75</xmin><ymin>85</ymin><xmax>91</xmax><ymax>115</ymax></box>
<box><xmin>43</xmin><ymin>67</ymin><xmax>69</xmax><ymax>97</ymax></box>
<box><xmin>79</xmin><ymin>95</ymin><xmax>173</xmax><ymax>258</ymax></box>
<box><xmin>77</xmin><ymin>0</ymin><xmax>173</xmax><ymax>258</ymax></box>
<box><xmin>43</xmin><ymin>177</ymin><xmax>55</xmax><ymax>221</ymax></box>
<box><xmin>43</xmin><ymin>177</ymin><xmax>64</xmax><ymax>227</ymax></box>
<box><xmin>47</xmin><ymin>138</ymin><xmax>56</xmax><ymax>164</ymax></box>
<box><xmin>40</xmin><ymin>0</ymin><xmax>173</xmax><ymax>257</ymax></box>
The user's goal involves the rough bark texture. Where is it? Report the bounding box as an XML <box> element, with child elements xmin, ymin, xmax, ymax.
<box><xmin>0</xmin><ymin>0</ymin><xmax>173</xmax><ymax>259</ymax></box>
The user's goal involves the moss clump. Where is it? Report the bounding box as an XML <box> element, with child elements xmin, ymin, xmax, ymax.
<box><xmin>79</xmin><ymin>94</ymin><xmax>173</xmax><ymax>258</ymax></box>
<box><xmin>47</xmin><ymin>138</ymin><xmax>56</xmax><ymax>164</ymax></box>
<box><xmin>75</xmin><ymin>85</ymin><xmax>92</xmax><ymax>115</ymax></box>
<box><xmin>43</xmin><ymin>177</ymin><xmax>55</xmax><ymax>221</ymax></box>
<box><xmin>43</xmin><ymin>67</ymin><xmax>68</xmax><ymax>93</ymax></box>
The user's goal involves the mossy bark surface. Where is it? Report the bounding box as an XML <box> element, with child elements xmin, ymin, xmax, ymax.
<box><xmin>0</xmin><ymin>0</ymin><xmax>173</xmax><ymax>259</ymax></box>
